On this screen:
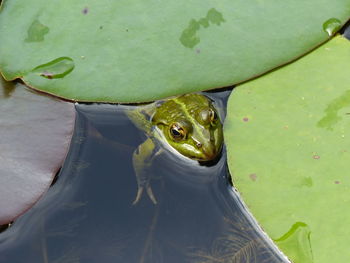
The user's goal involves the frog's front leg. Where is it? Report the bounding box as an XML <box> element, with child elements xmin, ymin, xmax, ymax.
<box><xmin>132</xmin><ymin>138</ymin><xmax>161</xmax><ymax>205</ymax></box>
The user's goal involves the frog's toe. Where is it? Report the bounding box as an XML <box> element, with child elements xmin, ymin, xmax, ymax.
<box><xmin>132</xmin><ymin>187</ymin><xmax>144</xmax><ymax>205</ymax></box>
<box><xmin>132</xmin><ymin>185</ymin><xmax>157</xmax><ymax>205</ymax></box>
<box><xmin>146</xmin><ymin>186</ymin><xmax>157</xmax><ymax>204</ymax></box>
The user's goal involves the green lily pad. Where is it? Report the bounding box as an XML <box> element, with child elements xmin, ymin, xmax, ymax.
<box><xmin>225</xmin><ymin>36</ymin><xmax>350</xmax><ymax>262</ymax></box>
<box><xmin>0</xmin><ymin>77</ymin><xmax>75</xmax><ymax>225</ymax></box>
<box><xmin>0</xmin><ymin>1</ymin><xmax>349</xmax><ymax>102</ymax></box>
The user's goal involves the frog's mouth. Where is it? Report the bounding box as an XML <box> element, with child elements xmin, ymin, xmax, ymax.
<box><xmin>189</xmin><ymin>145</ymin><xmax>223</xmax><ymax>162</ymax></box>
<box><xmin>198</xmin><ymin>149</ymin><xmax>223</xmax><ymax>166</ymax></box>
<box><xmin>197</xmin><ymin>149</ymin><xmax>217</xmax><ymax>161</ymax></box>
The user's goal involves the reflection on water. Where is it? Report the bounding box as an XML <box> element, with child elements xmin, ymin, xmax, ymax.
<box><xmin>0</xmin><ymin>91</ymin><xmax>287</xmax><ymax>263</ymax></box>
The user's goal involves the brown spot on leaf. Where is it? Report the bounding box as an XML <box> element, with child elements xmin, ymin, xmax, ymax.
<box><xmin>313</xmin><ymin>155</ymin><xmax>320</xmax><ymax>160</ymax></box>
<box><xmin>249</xmin><ymin>173</ymin><xmax>257</xmax><ymax>181</ymax></box>
<box><xmin>243</xmin><ymin>117</ymin><xmax>249</xmax><ymax>122</ymax></box>
<box><xmin>334</xmin><ymin>181</ymin><xmax>340</xmax><ymax>184</ymax></box>
<box><xmin>40</xmin><ymin>71</ymin><xmax>53</xmax><ymax>79</ymax></box>
<box><xmin>82</xmin><ymin>7</ymin><xmax>89</xmax><ymax>15</ymax></box>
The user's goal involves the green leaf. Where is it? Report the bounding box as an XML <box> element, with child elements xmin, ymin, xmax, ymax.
<box><xmin>0</xmin><ymin>77</ymin><xmax>75</xmax><ymax>224</ymax></box>
<box><xmin>0</xmin><ymin>0</ymin><xmax>349</xmax><ymax>102</ymax></box>
<box><xmin>225</xmin><ymin>36</ymin><xmax>350</xmax><ymax>262</ymax></box>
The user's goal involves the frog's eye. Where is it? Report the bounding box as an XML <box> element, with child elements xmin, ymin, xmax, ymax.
<box><xmin>209</xmin><ymin>109</ymin><xmax>218</xmax><ymax>124</ymax></box>
<box><xmin>169</xmin><ymin>123</ymin><xmax>186</xmax><ymax>141</ymax></box>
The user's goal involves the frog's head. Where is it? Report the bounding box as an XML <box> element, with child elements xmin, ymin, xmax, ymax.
<box><xmin>152</xmin><ymin>94</ymin><xmax>223</xmax><ymax>161</ymax></box>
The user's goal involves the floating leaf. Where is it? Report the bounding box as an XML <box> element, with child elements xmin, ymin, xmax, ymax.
<box><xmin>0</xmin><ymin>77</ymin><xmax>75</xmax><ymax>224</ymax></box>
<box><xmin>225</xmin><ymin>36</ymin><xmax>350</xmax><ymax>262</ymax></box>
<box><xmin>0</xmin><ymin>0</ymin><xmax>349</xmax><ymax>102</ymax></box>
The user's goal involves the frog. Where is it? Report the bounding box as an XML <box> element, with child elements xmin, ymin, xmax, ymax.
<box><xmin>127</xmin><ymin>93</ymin><xmax>223</xmax><ymax>205</ymax></box>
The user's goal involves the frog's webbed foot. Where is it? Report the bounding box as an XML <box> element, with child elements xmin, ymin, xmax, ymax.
<box><xmin>132</xmin><ymin>185</ymin><xmax>157</xmax><ymax>205</ymax></box>
<box><xmin>132</xmin><ymin>138</ymin><xmax>160</xmax><ymax>205</ymax></box>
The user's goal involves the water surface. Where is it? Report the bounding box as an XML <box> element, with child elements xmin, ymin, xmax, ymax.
<box><xmin>0</xmin><ymin>91</ymin><xmax>286</xmax><ymax>263</ymax></box>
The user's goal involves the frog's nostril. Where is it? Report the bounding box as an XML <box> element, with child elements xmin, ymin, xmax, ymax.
<box><xmin>192</xmin><ymin>137</ymin><xmax>202</xmax><ymax>148</ymax></box>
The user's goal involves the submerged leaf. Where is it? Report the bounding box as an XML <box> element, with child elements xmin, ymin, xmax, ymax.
<box><xmin>190</xmin><ymin>218</ymin><xmax>279</xmax><ymax>263</ymax></box>
<box><xmin>0</xmin><ymin>77</ymin><xmax>75</xmax><ymax>224</ymax></box>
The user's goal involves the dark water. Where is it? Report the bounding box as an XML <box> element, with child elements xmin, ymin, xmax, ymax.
<box><xmin>0</xmin><ymin>90</ymin><xmax>287</xmax><ymax>263</ymax></box>
<box><xmin>342</xmin><ymin>22</ymin><xmax>350</xmax><ymax>40</ymax></box>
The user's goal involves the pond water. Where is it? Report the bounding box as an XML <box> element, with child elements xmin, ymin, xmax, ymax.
<box><xmin>0</xmin><ymin>90</ymin><xmax>287</xmax><ymax>263</ymax></box>
<box><xmin>342</xmin><ymin>21</ymin><xmax>350</xmax><ymax>39</ymax></box>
